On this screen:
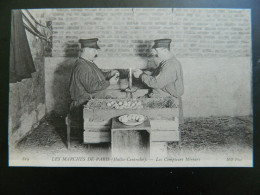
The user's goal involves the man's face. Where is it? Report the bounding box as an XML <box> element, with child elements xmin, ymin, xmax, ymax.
<box><xmin>151</xmin><ymin>48</ymin><xmax>164</xmax><ymax>66</ymax></box>
<box><xmin>155</xmin><ymin>47</ymin><xmax>168</xmax><ymax>59</ymax></box>
<box><xmin>82</xmin><ymin>47</ymin><xmax>98</xmax><ymax>61</ymax></box>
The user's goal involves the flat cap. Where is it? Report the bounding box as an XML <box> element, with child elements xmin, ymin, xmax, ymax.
<box><xmin>79</xmin><ymin>38</ymin><xmax>100</xmax><ymax>49</ymax></box>
<box><xmin>152</xmin><ymin>39</ymin><xmax>172</xmax><ymax>49</ymax></box>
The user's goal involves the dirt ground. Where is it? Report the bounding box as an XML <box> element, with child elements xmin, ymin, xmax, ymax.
<box><xmin>11</xmin><ymin>114</ymin><xmax>253</xmax><ymax>165</ymax></box>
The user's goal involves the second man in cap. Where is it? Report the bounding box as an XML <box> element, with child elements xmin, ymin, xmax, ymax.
<box><xmin>133</xmin><ymin>39</ymin><xmax>184</xmax><ymax>124</ymax></box>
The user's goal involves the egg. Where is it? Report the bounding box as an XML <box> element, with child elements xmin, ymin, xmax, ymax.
<box><xmin>121</xmin><ymin>118</ymin><xmax>128</xmax><ymax>123</ymax></box>
<box><xmin>120</xmin><ymin>116</ymin><xmax>128</xmax><ymax>123</ymax></box>
<box><xmin>128</xmin><ymin>115</ymin><xmax>134</xmax><ymax>120</ymax></box>
<box><xmin>138</xmin><ymin>116</ymin><xmax>145</xmax><ymax>122</ymax></box>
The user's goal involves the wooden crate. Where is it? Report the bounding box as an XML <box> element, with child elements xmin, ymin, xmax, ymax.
<box><xmin>83</xmin><ymin>119</ymin><xmax>111</xmax><ymax>143</ymax></box>
<box><xmin>84</xmin><ymin>119</ymin><xmax>111</xmax><ymax>130</ymax></box>
<box><xmin>83</xmin><ymin>131</ymin><xmax>110</xmax><ymax>143</ymax></box>
<box><xmin>84</xmin><ymin>108</ymin><xmax>178</xmax><ymax>121</ymax></box>
<box><xmin>83</xmin><ymin>118</ymin><xmax>180</xmax><ymax>143</ymax></box>
<box><xmin>83</xmin><ymin>97</ymin><xmax>180</xmax><ymax>143</ymax></box>
<box><xmin>83</xmin><ymin>122</ymin><xmax>180</xmax><ymax>143</ymax></box>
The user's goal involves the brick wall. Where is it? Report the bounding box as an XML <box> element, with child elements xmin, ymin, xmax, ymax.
<box><xmin>48</xmin><ymin>8</ymin><xmax>251</xmax><ymax>57</ymax></box>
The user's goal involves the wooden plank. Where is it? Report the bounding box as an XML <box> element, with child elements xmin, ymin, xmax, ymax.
<box><xmin>84</xmin><ymin>118</ymin><xmax>179</xmax><ymax>131</ymax></box>
<box><xmin>150</xmin><ymin>119</ymin><xmax>179</xmax><ymax>131</ymax></box>
<box><xmin>84</xmin><ymin>108</ymin><xmax>178</xmax><ymax>121</ymax></box>
<box><xmin>85</xmin><ymin>127</ymin><xmax>110</xmax><ymax>132</ymax></box>
<box><xmin>85</xmin><ymin>119</ymin><xmax>111</xmax><ymax>124</ymax></box>
<box><xmin>84</xmin><ymin>119</ymin><xmax>111</xmax><ymax>129</ymax></box>
<box><xmin>83</xmin><ymin>131</ymin><xmax>111</xmax><ymax>143</ymax></box>
<box><xmin>150</xmin><ymin>130</ymin><xmax>180</xmax><ymax>142</ymax></box>
<box><xmin>84</xmin><ymin>130</ymin><xmax>180</xmax><ymax>143</ymax></box>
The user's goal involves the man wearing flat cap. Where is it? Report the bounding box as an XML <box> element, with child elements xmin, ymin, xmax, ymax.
<box><xmin>69</xmin><ymin>38</ymin><xmax>119</xmax><ymax>121</ymax></box>
<box><xmin>133</xmin><ymin>39</ymin><xmax>184</xmax><ymax>124</ymax></box>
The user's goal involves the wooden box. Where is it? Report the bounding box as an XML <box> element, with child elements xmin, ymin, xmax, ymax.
<box><xmin>83</xmin><ymin>97</ymin><xmax>180</xmax><ymax>144</ymax></box>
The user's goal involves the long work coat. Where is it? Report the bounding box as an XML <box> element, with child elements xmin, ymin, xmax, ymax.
<box><xmin>69</xmin><ymin>57</ymin><xmax>111</xmax><ymax>121</ymax></box>
<box><xmin>140</xmin><ymin>56</ymin><xmax>184</xmax><ymax>123</ymax></box>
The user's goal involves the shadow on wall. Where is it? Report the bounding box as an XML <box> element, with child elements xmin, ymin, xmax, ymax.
<box><xmin>49</xmin><ymin>57</ymin><xmax>74</xmax><ymax>146</ymax></box>
<box><xmin>51</xmin><ymin>60</ymin><xmax>77</xmax><ymax>116</ymax></box>
<box><xmin>51</xmin><ymin>42</ymin><xmax>80</xmax><ymax>116</ymax></box>
<box><xmin>134</xmin><ymin>40</ymin><xmax>153</xmax><ymax>57</ymax></box>
<box><xmin>134</xmin><ymin>40</ymin><xmax>157</xmax><ymax>70</ymax></box>
<box><xmin>64</xmin><ymin>42</ymin><xmax>80</xmax><ymax>57</ymax></box>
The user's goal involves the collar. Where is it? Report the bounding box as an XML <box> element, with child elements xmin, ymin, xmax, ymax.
<box><xmin>159</xmin><ymin>54</ymin><xmax>175</xmax><ymax>65</ymax></box>
<box><xmin>79</xmin><ymin>57</ymin><xmax>94</xmax><ymax>63</ymax></box>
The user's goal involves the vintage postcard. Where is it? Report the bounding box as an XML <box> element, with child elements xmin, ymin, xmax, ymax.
<box><xmin>9</xmin><ymin>8</ymin><xmax>253</xmax><ymax>167</ymax></box>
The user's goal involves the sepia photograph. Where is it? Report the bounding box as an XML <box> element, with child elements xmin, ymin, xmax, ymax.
<box><xmin>8</xmin><ymin>8</ymin><xmax>253</xmax><ymax>167</ymax></box>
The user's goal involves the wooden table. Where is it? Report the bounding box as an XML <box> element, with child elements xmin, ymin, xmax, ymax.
<box><xmin>111</xmin><ymin>117</ymin><xmax>151</xmax><ymax>158</ymax></box>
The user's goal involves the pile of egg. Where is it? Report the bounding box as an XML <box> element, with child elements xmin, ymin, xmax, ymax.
<box><xmin>106</xmin><ymin>100</ymin><xmax>143</xmax><ymax>109</ymax></box>
<box><xmin>119</xmin><ymin>114</ymin><xmax>145</xmax><ymax>123</ymax></box>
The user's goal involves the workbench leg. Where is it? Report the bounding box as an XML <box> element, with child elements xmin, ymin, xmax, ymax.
<box><xmin>65</xmin><ymin>116</ymin><xmax>71</xmax><ymax>150</ymax></box>
<box><xmin>67</xmin><ymin>126</ymin><xmax>71</xmax><ymax>149</ymax></box>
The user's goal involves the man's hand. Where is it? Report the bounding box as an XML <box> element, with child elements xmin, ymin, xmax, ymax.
<box><xmin>133</xmin><ymin>69</ymin><xmax>143</xmax><ymax>78</ymax></box>
<box><xmin>144</xmin><ymin>70</ymin><xmax>152</xmax><ymax>76</ymax></box>
<box><xmin>105</xmin><ymin>95</ymin><xmax>115</xmax><ymax>99</ymax></box>
<box><xmin>109</xmin><ymin>75</ymin><xmax>119</xmax><ymax>85</ymax></box>
<box><xmin>110</xmin><ymin>70</ymin><xmax>120</xmax><ymax>78</ymax></box>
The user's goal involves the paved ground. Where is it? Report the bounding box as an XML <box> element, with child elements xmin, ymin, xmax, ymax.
<box><xmin>11</xmin><ymin>114</ymin><xmax>253</xmax><ymax>165</ymax></box>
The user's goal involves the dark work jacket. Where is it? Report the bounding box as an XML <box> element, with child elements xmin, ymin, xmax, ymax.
<box><xmin>69</xmin><ymin>57</ymin><xmax>111</xmax><ymax>119</ymax></box>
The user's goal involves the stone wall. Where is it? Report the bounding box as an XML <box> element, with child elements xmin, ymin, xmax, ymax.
<box><xmin>9</xmin><ymin>59</ymin><xmax>45</xmax><ymax>144</ymax></box>
<box><xmin>9</xmin><ymin>10</ymin><xmax>49</xmax><ymax>145</ymax></box>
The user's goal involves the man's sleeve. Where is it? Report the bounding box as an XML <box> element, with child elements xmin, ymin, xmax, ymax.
<box><xmin>143</xmin><ymin>70</ymin><xmax>153</xmax><ymax>76</ymax></box>
<box><xmin>174</xmin><ymin>67</ymin><xmax>184</xmax><ymax>97</ymax></box>
<box><xmin>141</xmin><ymin>62</ymin><xmax>176</xmax><ymax>89</ymax></box>
<box><xmin>102</xmin><ymin>70</ymin><xmax>111</xmax><ymax>80</ymax></box>
<box><xmin>79</xmin><ymin>66</ymin><xmax>110</xmax><ymax>93</ymax></box>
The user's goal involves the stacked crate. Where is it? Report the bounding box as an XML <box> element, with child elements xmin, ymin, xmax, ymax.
<box><xmin>83</xmin><ymin>97</ymin><xmax>180</xmax><ymax>144</ymax></box>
